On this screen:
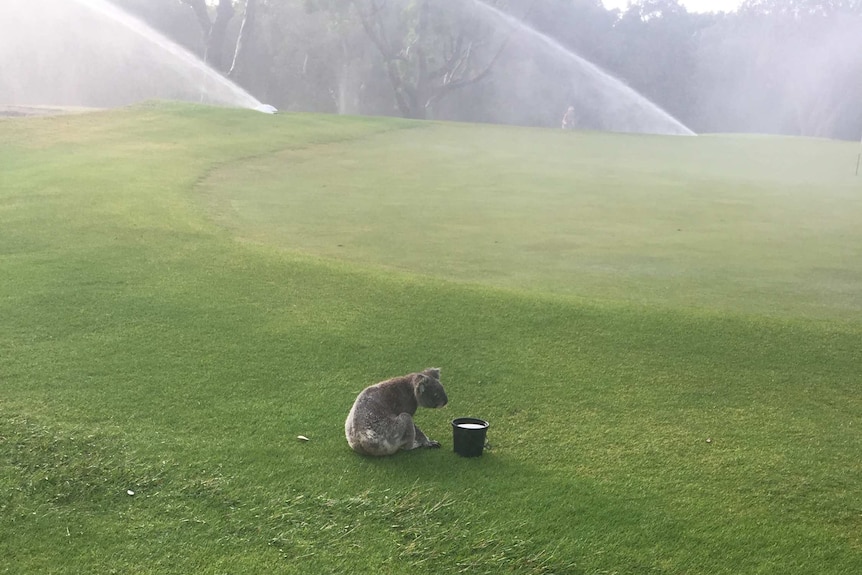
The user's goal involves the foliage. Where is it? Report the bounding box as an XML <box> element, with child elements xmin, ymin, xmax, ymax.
<box><xmin>111</xmin><ymin>0</ymin><xmax>203</xmax><ymax>52</ymax></box>
<box><xmin>692</xmin><ymin>0</ymin><xmax>862</xmax><ymax>137</ymax></box>
<box><xmin>307</xmin><ymin>0</ymin><xmax>519</xmax><ymax>119</ymax></box>
<box><xmin>740</xmin><ymin>0</ymin><xmax>862</xmax><ymax>17</ymax></box>
<box><xmin>179</xmin><ymin>0</ymin><xmax>237</xmax><ymax>70</ymax></box>
<box><xmin>93</xmin><ymin>0</ymin><xmax>862</xmax><ymax>137</ymax></box>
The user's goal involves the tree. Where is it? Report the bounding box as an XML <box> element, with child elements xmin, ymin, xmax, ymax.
<box><xmin>181</xmin><ymin>0</ymin><xmax>238</xmax><ymax>71</ymax></box>
<box><xmin>111</xmin><ymin>0</ymin><xmax>203</xmax><ymax>53</ymax></box>
<box><xmin>315</xmin><ymin>0</ymin><xmax>521</xmax><ymax>120</ymax></box>
<box><xmin>693</xmin><ymin>0</ymin><xmax>862</xmax><ymax>138</ymax></box>
<box><xmin>610</xmin><ymin>0</ymin><xmax>707</xmax><ymax>124</ymax></box>
<box><xmin>111</xmin><ymin>0</ymin><xmax>862</xmax><ymax>138</ymax></box>
<box><xmin>248</xmin><ymin>0</ymin><xmax>366</xmax><ymax>113</ymax></box>
<box><xmin>228</xmin><ymin>0</ymin><xmax>258</xmax><ymax>77</ymax></box>
<box><xmin>520</xmin><ymin>0</ymin><xmax>618</xmax><ymax>68</ymax></box>
<box><xmin>740</xmin><ymin>0</ymin><xmax>862</xmax><ymax>17</ymax></box>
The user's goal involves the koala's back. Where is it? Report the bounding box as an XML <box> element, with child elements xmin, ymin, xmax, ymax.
<box><xmin>345</xmin><ymin>376</ymin><xmax>414</xmax><ymax>452</ymax></box>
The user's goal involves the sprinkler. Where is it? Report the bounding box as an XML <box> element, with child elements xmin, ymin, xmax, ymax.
<box><xmin>255</xmin><ymin>104</ymin><xmax>278</xmax><ymax>114</ymax></box>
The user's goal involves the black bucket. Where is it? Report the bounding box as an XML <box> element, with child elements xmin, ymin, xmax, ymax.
<box><xmin>452</xmin><ymin>418</ymin><xmax>490</xmax><ymax>457</ymax></box>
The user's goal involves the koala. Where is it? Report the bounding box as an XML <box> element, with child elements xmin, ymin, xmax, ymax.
<box><xmin>345</xmin><ymin>368</ymin><xmax>448</xmax><ymax>456</ymax></box>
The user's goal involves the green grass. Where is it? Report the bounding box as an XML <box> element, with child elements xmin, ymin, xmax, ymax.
<box><xmin>1</xmin><ymin>102</ymin><xmax>861</xmax><ymax>574</ymax></box>
<box><xmin>202</xmin><ymin>123</ymin><xmax>862</xmax><ymax>321</ymax></box>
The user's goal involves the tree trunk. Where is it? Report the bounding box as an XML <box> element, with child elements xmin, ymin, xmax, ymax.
<box><xmin>207</xmin><ymin>0</ymin><xmax>235</xmax><ymax>71</ymax></box>
<box><xmin>351</xmin><ymin>0</ymin><xmax>516</xmax><ymax>121</ymax></box>
<box><xmin>182</xmin><ymin>0</ymin><xmax>210</xmax><ymax>37</ymax></box>
<box><xmin>229</xmin><ymin>0</ymin><xmax>258</xmax><ymax>78</ymax></box>
<box><xmin>181</xmin><ymin>0</ymin><xmax>235</xmax><ymax>71</ymax></box>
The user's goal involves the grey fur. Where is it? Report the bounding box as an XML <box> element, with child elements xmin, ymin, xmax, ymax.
<box><xmin>345</xmin><ymin>368</ymin><xmax>448</xmax><ymax>456</ymax></box>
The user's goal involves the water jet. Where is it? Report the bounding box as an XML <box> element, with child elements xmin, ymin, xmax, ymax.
<box><xmin>0</xmin><ymin>0</ymin><xmax>274</xmax><ymax>113</ymax></box>
<box><xmin>468</xmin><ymin>0</ymin><xmax>695</xmax><ymax>135</ymax></box>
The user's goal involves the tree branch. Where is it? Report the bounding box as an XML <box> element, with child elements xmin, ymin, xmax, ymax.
<box><xmin>353</xmin><ymin>0</ymin><xmax>416</xmax><ymax>117</ymax></box>
<box><xmin>427</xmin><ymin>0</ymin><xmax>538</xmax><ymax>108</ymax></box>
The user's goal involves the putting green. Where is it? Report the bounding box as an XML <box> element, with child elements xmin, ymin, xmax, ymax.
<box><xmin>200</xmin><ymin>121</ymin><xmax>862</xmax><ymax>321</ymax></box>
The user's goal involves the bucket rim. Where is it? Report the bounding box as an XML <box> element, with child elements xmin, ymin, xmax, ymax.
<box><xmin>451</xmin><ymin>417</ymin><xmax>489</xmax><ymax>429</ymax></box>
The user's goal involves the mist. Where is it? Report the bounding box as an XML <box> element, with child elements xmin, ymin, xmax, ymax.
<box><xmin>2</xmin><ymin>0</ymin><xmax>860</xmax><ymax>139</ymax></box>
<box><xmin>693</xmin><ymin>9</ymin><xmax>862</xmax><ymax>139</ymax></box>
<box><xmin>0</xmin><ymin>0</ymin><xmax>260</xmax><ymax>109</ymax></box>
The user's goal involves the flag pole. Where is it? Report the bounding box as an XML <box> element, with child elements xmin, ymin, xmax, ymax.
<box><xmin>857</xmin><ymin>132</ymin><xmax>862</xmax><ymax>176</ymax></box>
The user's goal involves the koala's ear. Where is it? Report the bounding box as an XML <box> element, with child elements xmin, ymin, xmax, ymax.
<box><xmin>426</xmin><ymin>368</ymin><xmax>441</xmax><ymax>380</ymax></box>
<box><xmin>418</xmin><ymin>380</ymin><xmax>426</xmax><ymax>394</ymax></box>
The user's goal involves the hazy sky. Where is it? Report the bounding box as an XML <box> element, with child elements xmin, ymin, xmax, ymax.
<box><xmin>602</xmin><ymin>0</ymin><xmax>744</xmax><ymax>13</ymax></box>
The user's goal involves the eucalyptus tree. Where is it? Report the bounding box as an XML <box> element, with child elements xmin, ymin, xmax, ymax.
<box><xmin>696</xmin><ymin>0</ymin><xmax>862</xmax><ymax>137</ymax></box>
<box><xmin>181</xmin><ymin>0</ymin><xmax>237</xmax><ymax>70</ymax></box>
<box><xmin>228</xmin><ymin>0</ymin><xmax>258</xmax><ymax>77</ymax></box>
<box><xmin>611</xmin><ymin>0</ymin><xmax>718</xmax><ymax>126</ymax></box>
<box><xmin>311</xmin><ymin>0</ymin><xmax>522</xmax><ymax>120</ymax></box>
<box><xmin>112</xmin><ymin>0</ymin><xmax>203</xmax><ymax>52</ymax></box>
<box><xmin>739</xmin><ymin>0</ymin><xmax>862</xmax><ymax>16</ymax></box>
<box><xmin>178</xmin><ymin>0</ymin><xmax>261</xmax><ymax>77</ymax></box>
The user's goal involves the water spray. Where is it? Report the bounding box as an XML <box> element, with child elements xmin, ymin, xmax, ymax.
<box><xmin>16</xmin><ymin>0</ymin><xmax>276</xmax><ymax>114</ymax></box>
<box><xmin>471</xmin><ymin>0</ymin><xmax>695</xmax><ymax>136</ymax></box>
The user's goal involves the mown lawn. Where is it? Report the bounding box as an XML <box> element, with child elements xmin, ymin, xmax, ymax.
<box><xmin>202</xmin><ymin>121</ymin><xmax>862</xmax><ymax>321</ymax></box>
<box><xmin>1</xmin><ymin>103</ymin><xmax>860</xmax><ymax>574</ymax></box>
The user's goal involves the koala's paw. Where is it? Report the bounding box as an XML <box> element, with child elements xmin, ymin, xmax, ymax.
<box><xmin>427</xmin><ymin>440</ymin><xmax>441</xmax><ymax>448</ymax></box>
